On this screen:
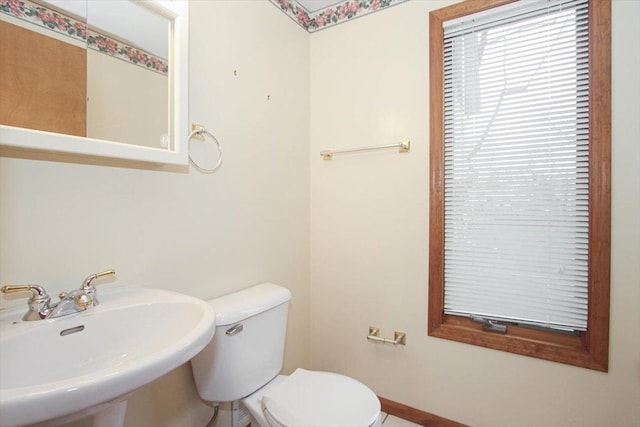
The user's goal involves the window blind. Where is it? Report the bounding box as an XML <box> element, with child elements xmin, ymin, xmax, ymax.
<box><xmin>442</xmin><ymin>0</ymin><xmax>590</xmax><ymax>331</ymax></box>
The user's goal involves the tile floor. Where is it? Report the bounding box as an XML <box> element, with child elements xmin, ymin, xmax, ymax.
<box><xmin>380</xmin><ymin>412</ymin><xmax>422</xmax><ymax>427</ymax></box>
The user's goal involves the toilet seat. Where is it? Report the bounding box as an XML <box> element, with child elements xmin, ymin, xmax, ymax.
<box><xmin>261</xmin><ymin>369</ymin><xmax>380</xmax><ymax>427</ymax></box>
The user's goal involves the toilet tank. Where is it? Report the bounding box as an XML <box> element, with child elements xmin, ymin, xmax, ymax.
<box><xmin>191</xmin><ymin>283</ymin><xmax>292</xmax><ymax>403</ymax></box>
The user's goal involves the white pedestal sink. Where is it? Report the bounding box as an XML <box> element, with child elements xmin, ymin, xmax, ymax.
<box><xmin>0</xmin><ymin>287</ymin><xmax>216</xmax><ymax>427</ymax></box>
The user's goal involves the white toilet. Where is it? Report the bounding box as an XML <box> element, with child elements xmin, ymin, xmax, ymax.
<box><xmin>191</xmin><ymin>283</ymin><xmax>382</xmax><ymax>427</ymax></box>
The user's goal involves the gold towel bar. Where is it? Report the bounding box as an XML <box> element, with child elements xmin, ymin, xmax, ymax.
<box><xmin>320</xmin><ymin>141</ymin><xmax>410</xmax><ymax>160</ymax></box>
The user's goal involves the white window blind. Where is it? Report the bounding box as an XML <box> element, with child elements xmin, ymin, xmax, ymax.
<box><xmin>442</xmin><ymin>0</ymin><xmax>590</xmax><ymax>331</ymax></box>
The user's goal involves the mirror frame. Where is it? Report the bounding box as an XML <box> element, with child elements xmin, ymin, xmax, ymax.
<box><xmin>0</xmin><ymin>0</ymin><xmax>189</xmax><ymax>165</ymax></box>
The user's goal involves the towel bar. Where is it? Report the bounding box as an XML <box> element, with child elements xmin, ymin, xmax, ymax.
<box><xmin>320</xmin><ymin>141</ymin><xmax>410</xmax><ymax>160</ymax></box>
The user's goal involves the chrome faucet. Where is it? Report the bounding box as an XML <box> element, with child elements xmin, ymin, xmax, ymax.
<box><xmin>1</xmin><ymin>269</ymin><xmax>116</xmax><ymax>321</ymax></box>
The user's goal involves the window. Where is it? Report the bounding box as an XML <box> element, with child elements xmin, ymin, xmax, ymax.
<box><xmin>428</xmin><ymin>0</ymin><xmax>611</xmax><ymax>371</ymax></box>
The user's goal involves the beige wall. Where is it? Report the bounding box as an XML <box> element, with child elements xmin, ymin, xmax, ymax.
<box><xmin>87</xmin><ymin>50</ymin><xmax>169</xmax><ymax>148</ymax></box>
<box><xmin>0</xmin><ymin>1</ymin><xmax>309</xmax><ymax>426</ymax></box>
<box><xmin>310</xmin><ymin>1</ymin><xmax>640</xmax><ymax>427</ymax></box>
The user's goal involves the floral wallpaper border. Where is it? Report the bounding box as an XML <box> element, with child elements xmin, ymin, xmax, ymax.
<box><xmin>269</xmin><ymin>0</ymin><xmax>409</xmax><ymax>32</ymax></box>
<box><xmin>0</xmin><ymin>0</ymin><xmax>168</xmax><ymax>75</ymax></box>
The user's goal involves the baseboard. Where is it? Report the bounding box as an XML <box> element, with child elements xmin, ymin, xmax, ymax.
<box><xmin>379</xmin><ymin>396</ymin><xmax>469</xmax><ymax>427</ymax></box>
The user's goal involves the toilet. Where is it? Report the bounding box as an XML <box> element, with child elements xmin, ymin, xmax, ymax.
<box><xmin>191</xmin><ymin>283</ymin><xmax>381</xmax><ymax>427</ymax></box>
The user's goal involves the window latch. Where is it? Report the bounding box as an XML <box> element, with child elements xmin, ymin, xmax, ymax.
<box><xmin>471</xmin><ymin>316</ymin><xmax>507</xmax><ymax>334</ymax></box>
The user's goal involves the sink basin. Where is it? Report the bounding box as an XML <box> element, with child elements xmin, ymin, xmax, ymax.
<box><xmin>0</xmin><ymin>287</ymin><xmax>215</xmax><ymax>427</ymax></box>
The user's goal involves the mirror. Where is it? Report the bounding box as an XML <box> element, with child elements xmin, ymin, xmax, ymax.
<box><xmin>86</xmin><ymin>0</ymin><xmax>170</xmax><ymax>148</ymax></box>
<box><xmin>0</xmin><ymin>0</ymin><xmax>188</xmax><ymax>165</ymax></box>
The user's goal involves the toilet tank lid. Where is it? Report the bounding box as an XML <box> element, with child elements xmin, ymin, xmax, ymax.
<box><xmin>208</xmin><ymin>283</ymin><xmax>292</xmax><ymax>326</ymax></box>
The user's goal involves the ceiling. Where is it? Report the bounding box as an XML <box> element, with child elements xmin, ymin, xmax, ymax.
<box><xmin>296</xmin><ymin>0</ymin><xmax>344</xmax><ymax>13</ymax></box>
<box><xmin>270</xmin><ymin>0</ymin><xmax>409</xmax><ymax>33</ymax></box>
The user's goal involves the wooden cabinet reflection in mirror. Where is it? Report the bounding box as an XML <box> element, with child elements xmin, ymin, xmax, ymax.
<box><xmin>0</xmin><ymin>20</ymin><xmax>87</xmax><ymax>137</ymax></box>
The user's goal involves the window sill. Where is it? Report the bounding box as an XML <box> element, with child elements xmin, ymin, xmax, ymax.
<box><xmin>429</xmin><ymin>315</ymin><xmax>608</xmax><ymax>371</ymax></box>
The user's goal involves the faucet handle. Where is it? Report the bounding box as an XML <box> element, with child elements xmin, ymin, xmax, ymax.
<box><xmin>1</xmin><ymin>284</ymin><xmax>52</xmax><ymax>320</ymax></box>
<box><xmin>1</xmin><ymin>284</ymin><xmax>50</xmax><ymax>299</ymax></box>
<box><xmin>81</xmin><ymin>269</ymin><xmax>116</xmax><ymax>290</ymax></box>
<box><xmin>79</xmin><ymin>269</ymin><xmax>116</xmax><ymax>307</ymax></box>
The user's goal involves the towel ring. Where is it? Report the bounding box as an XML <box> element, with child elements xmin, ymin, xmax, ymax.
<box><xmin>188</xmin><ymin>128</ymin><xmax>223</xmax><ymax>173</ymax></box>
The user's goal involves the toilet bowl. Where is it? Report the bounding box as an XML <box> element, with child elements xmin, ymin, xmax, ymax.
<box><xmin>190</xmin><ymin>283</ymin><xmax>381</xmax><ymax>427</ymax></box>
<box><xmin>242</xmin><ymin>370</ymin><xmax>382</xmax><ymax>427</ymax></box>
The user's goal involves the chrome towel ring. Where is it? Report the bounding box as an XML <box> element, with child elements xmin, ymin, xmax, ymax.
<box><xmin>188</xmin><ymin>128</ymin><xmax>223</xmax><ymax>173</ymax></box>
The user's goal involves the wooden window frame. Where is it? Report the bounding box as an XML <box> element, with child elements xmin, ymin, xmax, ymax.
<box><xmin>428</xmin><ymin>0</ymin><xmax>611</xmax><ymax>371</ymax></box>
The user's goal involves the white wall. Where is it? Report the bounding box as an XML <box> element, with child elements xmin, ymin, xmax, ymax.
<box><xmin>0</xmin><ymin>1</ymin><xmax>310</xmax><ymax>426</ymax></box>
<box><xmin>309</xmin><ymin>1</ymin><xmax>640</xmax><ymax>426</ymax></box>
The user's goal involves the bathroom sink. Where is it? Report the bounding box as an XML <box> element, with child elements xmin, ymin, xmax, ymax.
<box><xmin>0</xmin><ymin>287</ymin><xmax>215</xmax><ymax>427</ymax></box>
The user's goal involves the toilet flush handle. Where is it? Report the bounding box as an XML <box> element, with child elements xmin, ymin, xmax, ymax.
<box><xmin>226</xmin><ymin>323</ymin><xmax>244</xmax><ymax>336</ymax></box>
